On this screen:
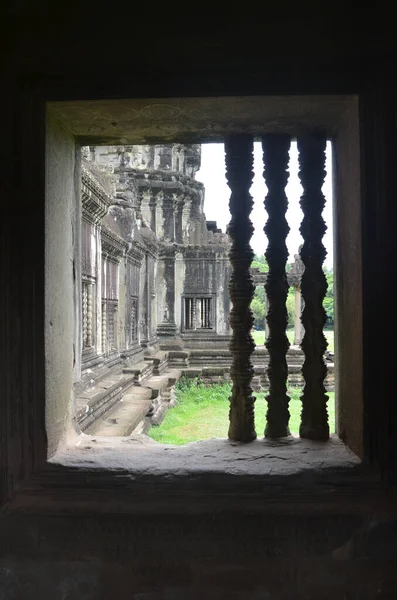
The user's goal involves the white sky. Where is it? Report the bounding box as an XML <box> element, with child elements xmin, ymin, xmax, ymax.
<box><xmin>196</xmin><ymin>141</ymin><xmax>333</xmax><ymax>268</ymax></box>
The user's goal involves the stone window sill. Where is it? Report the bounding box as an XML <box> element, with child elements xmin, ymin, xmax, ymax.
<box><xmin>3</xmin><ymin>434</ymin><xmax>374</xmax><ymax>516</ymax></box>
<box><xmin>53</xmin><ymin>434</ymin><xmax>360</xmax><ymax>476</ymax></box>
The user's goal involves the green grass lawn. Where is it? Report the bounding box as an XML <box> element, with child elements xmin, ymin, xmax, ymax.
<box><xmin>252</xmin><ymin>329</ymin><xmax>334</xmax><ymax>352</ymax></box>
<box><xmin>148</xmin><ymin>379</ymin><xmax>335</xmax><ymax>445</ymax></box>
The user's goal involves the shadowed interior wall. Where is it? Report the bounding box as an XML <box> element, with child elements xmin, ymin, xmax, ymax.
<box><xmin>333</xmin><ymin>99</ymin><xmax>363</xmax><ymax>457</ymax></box>
<box><xmin>45</xmin><ymin>111</ymin><xmax>78</xmax><ymax>456</ymax></box>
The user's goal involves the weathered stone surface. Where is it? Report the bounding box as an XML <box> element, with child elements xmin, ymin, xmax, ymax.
<box><xmin>53</xmin><ymin>434</ymin><xmax>359</xmax><ymax>477</ymax></box>
<box><xmin>77</xmin><ymin>145</ymin><xmax>231</xmax><ymax>436</ymax></box>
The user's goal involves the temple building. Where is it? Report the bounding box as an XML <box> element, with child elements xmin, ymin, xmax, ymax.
<box><xmin>75</xmin><ymin>144</ymin><xmax>232</xmax><ymax>435</ymax></box>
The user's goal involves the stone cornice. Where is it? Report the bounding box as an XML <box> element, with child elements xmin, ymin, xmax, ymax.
<box><xmin>101</xmin><ymin>226</ymin><xmax>127</xmax><ymax>260</ymax></box>
<box><xmin>126</xmin><ymin>244</ymin><xmax>145</xmax><ymax>265</ymax></box>
<box><xmin>158</xmin><ymin>243</ymin><xmax>182</xmax><ymax>258</ymax></box>
<box><xmin>182</xmin><ymin>245</ymin><xmax>230</xmax><ymax>259</ymax></box>
<box><xmin>116</xmin><ymin>168</ymin><xmax>203</xmax><ymax>198</ymax></box>
<box><xmin>81</xmin><ymin>165</ymin><xmax>113</xmax><ymax>224</ymax></box>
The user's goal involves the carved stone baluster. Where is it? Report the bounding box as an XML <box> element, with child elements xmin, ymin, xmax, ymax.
<box><xmin>225</xmin><ymin>135</ymin><xmax>256</xmax><ymax>442</ymax></box>
<box><xmin>101</xmin><ymin>301</ymin><xmax>107</xmax><ymax>353</ymax></box>
<box><xmin>82</xmin><ymin>283</ymin><xmax>88</xmax><ymax>346</ymax></box>
<box><xmin>197</xmin><ymin>298</ymin><xmax>202</xmax><ymax>329</ymax></box>
<box><xmin>262</xmin><ymin>134</ymin><xmax>291</xmax><ymax>438</ymax></box>
<box><xmin>86</xmin><ymin>283</ymin><xmax>93</xmax><ymax>347</ymax></box>
<box><xmin>297</xmin><ymin>133</ymin><xmax>329</xmax><ymax>440</ymax></box>
<box><xmin>191</xmin><ymin>298</ymin><xmax>195</xmax><ymax>330</ymax></box>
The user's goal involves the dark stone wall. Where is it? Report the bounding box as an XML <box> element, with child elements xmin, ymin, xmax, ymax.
<box><xmin>183</xmin><ymin>254</ymin><xmax>217</xmax><ymax>295</ymax></box>
<box><xmin>1</xmin><ymin>513</ymin><xmax>397</xmax><ymax>598</ymax></box>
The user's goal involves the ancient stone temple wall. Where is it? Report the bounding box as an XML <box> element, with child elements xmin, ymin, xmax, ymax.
<box><xmin>75</xmin><ymin>144</ymin><xmax>232</xmax><ymax>432</ymax></box>
<box><xmin>85</xmin><ymin>144</ymin><xmax>231</xmax><ymax>348</ymax></box>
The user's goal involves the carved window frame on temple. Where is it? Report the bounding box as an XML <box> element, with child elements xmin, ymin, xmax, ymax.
<box><xmin>183</xmin><ymin>295</ymin><xmax>214</xmax><ymax>331</ymax></box>
<box><xmin>4</xmin><ymin>93</ymin><xmax>369</xmax><ymax>518</ymax></box>
<box><xmin>81</xmin><ymin>218</ymin><xmax>97</xmax><ymax>354</ymax></box>
<box><xmin>129</xmin><ymin>296</ymin><xmax>139</xmax><ymax>344</ymax></box>
<box><xmin>101</xmin><ymin>256</ymin><xmax>119</xmax><ymax>355</ymax></box>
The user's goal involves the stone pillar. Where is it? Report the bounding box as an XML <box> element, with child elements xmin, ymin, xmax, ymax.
<box><xmin>293</xmin><ymin>284</ymin><xmax>302</xmax><ymax>345</ymax></box>
<box><xmin>189</xmin><ymin>195</ymin><xmax>202</xmax><ymax>244</ymax></box>
<box><xmin>162</xmin><ymin>191</ymin><xmax>175</xmax><ymax>242</ymax></box>
<box><xmin>264</xmin><ymin>292</ymin><xmax>270</xmax><ymax>341</ymax></box>
<box><xmin>156</xmin><ymin>246</ymin><xmax>180</xmax><ymax>348</ymax></box>
<box><xmin>225</xmin><ymin>135</ymin><xmax>256</xmax><ymax>443</ymax></box>
<box><xmin>139</xmin><ymin>254</ymin><xmax>150</xmax><ymax>348</ymax></box>
<box><xmin>149</xmin><ymin>192</ymin><xmax>157</xmax><ymax>233</ymax></box>
<box><xmin>298</xmin><ymin>133</ymin><xmax>329</xmax><ymax>441</ymax></box>
<box><xmin>175</xmin><ymin>195</ymin><xmax>185</xmax><ymax>244</ymax></box>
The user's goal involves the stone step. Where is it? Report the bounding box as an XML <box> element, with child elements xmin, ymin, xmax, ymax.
<box><xmin>201</xmin><ymin>366</ymin><xmax>229</xmax><ymax>377</ymax></box>
<box><xmin>123</xmin><ymin>360</ymin><xmax>153</xmax><ymax>384</ymax></box>
<box><xmin>143</xmin><ymin>369</ymin><xmax>182</xmax><ymax>396</ymax></box>
<box><xmin>168</xmin><ymin>350</ymin><xmax>190</xmax><ymax>368</ymax></box>
<box><xmin>142</xmin><ymin>351</ymin><xmax>169</xmax><ymax>375</ymax></box>
<box><xmin>181</xmin><ymin>368</ymin><xmax>203</xmax><ymax>379</ymax></box>
<box><xmin>87</xmin><ymin>368</ymin><xmax>183</xmax><ymax>436</ymax></box>
<box><xmin>76</xmin><ymin>371</ymin><xmax>136</xmax><ymax>431</ymax></box>
<box><xmin>86</xmin><ymin>386</ymin><xmax>153</xmax><ymax>436</ymax></box>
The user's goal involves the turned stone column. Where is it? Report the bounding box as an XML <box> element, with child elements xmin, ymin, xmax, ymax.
<box><xmin>225</xmin><ymin>135</ymin><xmax>256</xmax><ymax>442</ymax></box>
<box><xmin>293</xmin><ymin>285</ymin><xmax>303</xmax><ymax>345</ymax></box>
<box><xmin>86</xmin><ymin>283</ymin><xmax>93</xmax><ymax>348</ymax></box>
<box><xmin>298</xmin><ymin>133</ymin><xmax>329</xmax><ymax>440</ymax></box>
<box><xmin>262</xmin><ymin>134</ymin><xmax>291</xmax><ymax>438</ymax></box>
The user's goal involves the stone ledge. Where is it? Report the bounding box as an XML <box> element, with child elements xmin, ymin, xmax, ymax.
<box><xmin>8</xmin><ymin>437</ymin><xmax>380</xmax><ymax>516</ymax></box>
<box><xmin>50</xmin><ymin>434</ymin><xmax>361</xmax><ymax>476</ymax></box>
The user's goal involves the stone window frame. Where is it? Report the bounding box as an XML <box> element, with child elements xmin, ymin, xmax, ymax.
<box><xmin>81</xmin><ymin>277</ymin><xmax>96</xmax><ymax>352</ymax></box>
<box><xmin>101</xmin><ymin>256</ymin><xmax>119</xmax><ymax>355</ymax></box>
<box><xmin>2</xmin><ymin>93</ymin><xmax>381</xmax><ymax>516</ymax></box>
<box><xmin>182</xmin><ymin>294</ymin><xmax>215</xmax><ymax>332</ymax></box>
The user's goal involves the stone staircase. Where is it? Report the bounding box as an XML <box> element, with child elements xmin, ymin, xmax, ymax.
<box><xmin>76</xmin><ymin>352</ymin><xmax>181</xmax><ymax>436</ymax></box>
<box><xmin>76</xmin><ymin>369</ymin><xmax>137</xmax><ymax>432</ymax></box>
<box><xmin>77</xmin><ymin>345</ymin><xmax>334</xmax><ymax>437</ymax></box>
<box><xmin>78</xmin><ymin>350</ymin><xmax>182</xmax><ymax>436</ymax></box>
<box><xmin>85</xmin><ymin>368</ymin><xmax>182</xmax><ymax>437</ymax></box>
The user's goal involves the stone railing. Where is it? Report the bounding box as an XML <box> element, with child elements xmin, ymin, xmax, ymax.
<box><xmin>226</xmin><ymin>133</ymin><xmax>330</xmax><ymax>442</ymax></box>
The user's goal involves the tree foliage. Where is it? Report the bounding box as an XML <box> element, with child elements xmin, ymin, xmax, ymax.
<box><xmin>323</xmin><ymin>267</ymin><xmax>334</xmax><ymax>328</ymax></box>
<box><xmin>251</xmin><ymin>254</ymin><xmax>268</xmax><ymax>273</ymax></box>
<box><xmin>250</xmin><ymin>255</ymin><xmax>334</xmax><ymax>331</ymax></box>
